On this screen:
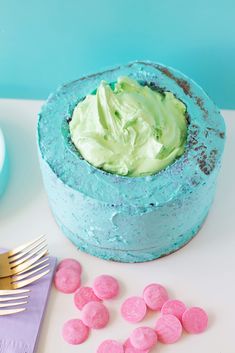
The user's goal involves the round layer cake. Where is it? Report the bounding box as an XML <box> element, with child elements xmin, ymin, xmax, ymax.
<box><xmin>37</xmin><ymin>61</ymin><xmax>225</xmax><ymax>262</ymax></box>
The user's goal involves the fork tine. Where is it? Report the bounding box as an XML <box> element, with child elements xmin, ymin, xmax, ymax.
<box><xmin>9</xmin><ymin>237</ymin><xmax>47</xmax><ymax>263</ymax></box>
<box><xmin>10</xmin><ymin>244</ymin><xmax>48</xmax><ymax>267</ymax></box>
<box><xmin>0</xmin><ymin>295</ymin><xmax>28</xmax><ymax>302</ymax></box>
<box><xmin>13</xmin><ymin>262</ymin><xmax>50</xmax><ymax>282</ymax></box>
<box><xmin>13</xmin><ymin>269</ymin><xmax>50</xmax><ymax>289</ymax></box>
<box><xmin>8</xmin><ymin>235</ymin><xmax>45</xmax><ymax>256</ymax></box>
<box><xmin>0</xmin><ymin>289</ymin><xmax>30</xmax><ymax>295</ymax></box>
<box><xmin>0</xmin><ymin>308</ymin><xmax>26</xmax><ymax>315</ymax></box>
<box><xmin>10</xmin><ymin>249</ymin><xmax>48</xmax><ymax>275</ymax></box>
<box><xmin>17</xmin><ymin>257</ymin><xmax>49</xmax><ymax>275</ymax></box>
<box><xmin>0</xmin><ymin>301</ymin><xmax>27</xmax><ymax>308</ymax></box>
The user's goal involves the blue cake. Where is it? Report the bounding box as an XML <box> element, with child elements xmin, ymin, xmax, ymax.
<box><xmin>37</xmin><ymin>61</ymin><xmax>225</xmax><ymax>262</ymax></box>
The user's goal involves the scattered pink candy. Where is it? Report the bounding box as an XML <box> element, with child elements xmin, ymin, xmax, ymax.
<box><xmin>54</xmin><ymin>267</ymin><xmax>81</xmax><ymax>294</ymax></box>
<box><xmin>155</xmin><ymin>314</ymin><xmax>182</xmax><ymax>344</ymax></box>
<box><xmin>56</xmin><ymin>261</ymin><xmax>209</xmax><ymax>349</ymax></box>
<box><xmin>62</xmin><ymin>319</ymin><xmax>89</xmax><ymax>345</ymax></box>
<box><xmin>81</xmin><ymin>301</ymin><xmax>109</xmax><ymax>329</ymax></box>
<box><xmin>93</xmin><ymin>275</ymin><xmax>119</xmax><ymax>300</ymax></box>
<box><xmin>161</xmin><ymin>299</ymin><xmax>187</xmax><ymax>321</ymax></box>
<box><xmin>74</xmin><ymin>286</ymin><xmax>101</xmax><ymax>310</ymax></box>
<box><xmin>97</xmin><ymin>339</ymin><xmax>124</xmax><ymax>353</ymax></box>
<box><xmin>57</xmin><ymin>258</ymin><xmax>82</xmax><ymax>274</ymax></box>
<box><xmin>143</xmin><ymin>283</ymin><xmax>168</xmax><ymax>311</ymax></box>
<box><xmin>121</xmin><ymin>296</ymin><xmax>147</xmax><ymax>323</ymax></box>
<box><xmin>130</xmin><ymin>327</ymin><xmax>158</xmax><ymax>351</ymax></box>
<box><xmin>182</xmin><ymin>307</ymin><xmax>208</xmax><ymax>334</ymax></box>
<box><xmin>124</xmin><ymin>339</ymin><xmax>150</xmax><ymax>353</ymax></box>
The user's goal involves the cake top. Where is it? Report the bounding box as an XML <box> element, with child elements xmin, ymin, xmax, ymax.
<box><xmin>38</xmin><ymin>61</ymin><xmax>225</xmax><ymax>207</ymax></box>
<box><xmin>69</xmin><ymin>76</ymin><xmax>187</xmax><ymax>177</ymax></box>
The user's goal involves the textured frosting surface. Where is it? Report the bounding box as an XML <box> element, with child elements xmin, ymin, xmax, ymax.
<box><xmin>38</xmin><ymin>61</ymin><xmax>226</xmax><ymax>262</ymax></box>
<box><xmin>69</xmin><ymin>76</ymin><xmax>187</xmax><ymax>177</ymax></box>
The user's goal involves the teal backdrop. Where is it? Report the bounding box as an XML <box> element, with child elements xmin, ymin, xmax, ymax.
<box><xmin>1</xmin><ymin>0</ymin><xmax>235</xmax><ymax>108</ymax></box>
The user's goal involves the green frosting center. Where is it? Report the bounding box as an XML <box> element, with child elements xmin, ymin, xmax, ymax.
<box><xmin>69</xmin><ymin>76</ymin><xmax>187</xmax><ymax>177</ymax></box>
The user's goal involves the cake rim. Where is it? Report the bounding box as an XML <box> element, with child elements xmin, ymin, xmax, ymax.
<box><xmin>37</xmin><ymin>60</ymin><xmax>226</xmax><ymax>209</ymax></box>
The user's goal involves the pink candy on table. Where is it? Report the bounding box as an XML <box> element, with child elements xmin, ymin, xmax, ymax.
<box><xmin>93</xmin><ymin>275</ymin><xmax>119</xmax><ymax>300</ymax></box>
<box><xmin>121</xmin><ymin>296</ymin><xmax>147</xmax><ymax>323</ymax></box>
<box><xmin>57</xmin><ymin>258</ymin><xmax>82</xmax><ymax>275</ymax></box>
<box><xmin>182</xmin><ymin>307</ymin><xmax>208</xmax><ymax>334</ymax></box>
<box><xmin>155</xmin><ymin>314</ymin><xmax>182</xmax><ymax>344</ymax></box>
<box><xmin>54</xmin><ymin>267</ymin><xmax>81</xmax><ymax>294</ymax></box>
<box><xmin>161</xmin><ymin>299</ymin><xmax>187</xmax><ymax>321</ymax></box>
<box><xmin>143</xmin><ymin>283</ymin><xmax>168</xmax><ymax>311</ymax></box>
<box><xmin>81</xmin><ymin>301</ymin><xmax>109</xmax><ymax>329</ymax></box>
<box><xmin>130</xmin><ymin>327</ymin><xmax>158</xmax><ymax>351</ymax></box>
<box><xmin>56</xmin><ymin>260</ymin><xmax>208</xmax><ymax>350</ymax></box>
<box><xmin>62</xmin><ymin>319</ymin><xmax>89</xmax><ymax>345</ymax></box>
<box><xmin>124</xmin><ymin>339</ymin><xmax>150</xmax><ymax>353</ymax></box>
<box><xmin>97</xmin><ymin>339</ymin><xmax>124</xmax><ymax>353</ymax></box>
<box><xmin>74</xmin><ymin>286</ymin><xmax>101</xmax><ymax>310</ymax></box>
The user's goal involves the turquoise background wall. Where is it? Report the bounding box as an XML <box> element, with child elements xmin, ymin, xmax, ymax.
<box><xmin>0</xmin><ymin>0</ymin><xmax>234</xmax><ymax>108</ymax></box>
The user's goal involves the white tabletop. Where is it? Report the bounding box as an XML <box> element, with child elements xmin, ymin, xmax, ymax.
<box><xmin>0</xmin><ymin>99</ymin><xmax>234</xmax><ymax>353</ymax></box>
<box><xmin>0</xmin><ymin>128</ymin><xmax>7</xmax><ymax>194</ymax></box>
<box><xmin>0</xmin><ymin>128</ymin><xmax>5</xmax><ymax>170</ymax></box>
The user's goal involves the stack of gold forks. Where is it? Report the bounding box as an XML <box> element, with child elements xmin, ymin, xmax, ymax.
<box><xmin>0</xmin><ymin>235</ymin><xmax>49</xmax><ymax>315</ymax></box>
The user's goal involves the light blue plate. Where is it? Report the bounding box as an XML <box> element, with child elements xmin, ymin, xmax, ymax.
<box><xmin>0</xmin><ymin>128</ymin><xmax>9</xmax><ymax>197</ymax></box>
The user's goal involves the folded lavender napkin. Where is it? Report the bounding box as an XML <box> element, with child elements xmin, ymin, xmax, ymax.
<box><xmin>0</xmin><ymin>251</ymin><xmax>56</xmax><ymax>353</ymax></box>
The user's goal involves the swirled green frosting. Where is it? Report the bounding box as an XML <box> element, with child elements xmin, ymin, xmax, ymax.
<box><xmin>69</xmin><ymin>76</ymin><xmax>187</xmax><ymax>177</ymax></box>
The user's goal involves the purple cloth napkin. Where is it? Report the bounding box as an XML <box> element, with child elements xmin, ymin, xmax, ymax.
<box><xmin>0</xmin><ymin>250</ymin><xmax>56</xmax><ymax>353</ymax></box>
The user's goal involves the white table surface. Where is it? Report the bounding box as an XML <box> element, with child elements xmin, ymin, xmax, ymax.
<box><xmin>0</xmin><ymin>99</ymin><xmax>234</xmax><ymax>353</ymax></box>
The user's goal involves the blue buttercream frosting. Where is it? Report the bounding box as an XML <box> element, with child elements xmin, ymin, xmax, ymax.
<box><xmin>37</xmin><ymin>61</ymin><xmax>226</xmax><ymax>262</ymax></box>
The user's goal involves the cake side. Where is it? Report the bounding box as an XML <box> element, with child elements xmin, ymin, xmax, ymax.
<box><xmin>39</xmin><ymin>154</ymin><xmax>217</xmax><ymax>262</ymax></box>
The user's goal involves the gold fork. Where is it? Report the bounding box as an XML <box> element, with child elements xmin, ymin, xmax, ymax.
<box><xmin>0</xmin><ymin>235</ymin><xmax>48</xmax><ymax>278</ymax></box>
<box><xmin>0</xmin><ymin>260</ymin><xmax>50</xmax><ymax>290</ymax></box>
<box><xmin>0</xmin><ymin>289</ymin><xmax>30</xmax><ymax>315</ymax></box>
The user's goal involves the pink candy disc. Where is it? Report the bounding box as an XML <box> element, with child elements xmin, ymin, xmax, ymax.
<box><xmin>93</xmin><ymin>275</ymin><xmax>119</xmax><ymax>300</ymax></box>
<box><xmin>81</xmin><ymin>301</ymin><xmax>109</xmax><ymax>329</ymax></box>
<box><xmin>54</xmin><ymin>267</ymin><xmax>81</xmax><ymax>294</ymax></box>
<box><xmin>182</xmin><ymin>307</ymin><xmax>208</xmax><ymax>334</ymax></box>
<box><xmin>143</xmin><ymin>283</ymin><xmax>168</xmax><ymax>311</ymax></box>
<box><xmin>74</xmin><ymin>286</ymin><xmax>101</xmax><ymax>310</ymax></box>
<box><xmin>97</xmin><ymin>340</ymin><xmax>124</xmax><ymax>353</ymax></box>
<box><xmin>161</xmin><ymin>299</ymin><xmax>187</xmax><ymax>321</ymax></box>
<box><xmin>130</xmin><ymin>327</ymin><xmax>158</xmax><ymax>351</ymax></box>
<box><xmin>155</xmin><ymin>314</ymin><xmax>182</xmax><ymax>344</ymax></box>
<box><xmin>62</xmin><ymin>319</ymin><xmax>89</xmax><ymax>345</ymax></box>
<box><xmin>121</xmin><ymin>296</ymin><xmax>147</xmax><ymax>323</ymax></box>
<box><xmin>57</xmin><ymin>258</ymin><xmax>82</xmax><ymax>274</ymax></box>
<box><xmin>124</xmin><ymin>339</ymin><xmax>150</xmax><ymax>353</ymax></box>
